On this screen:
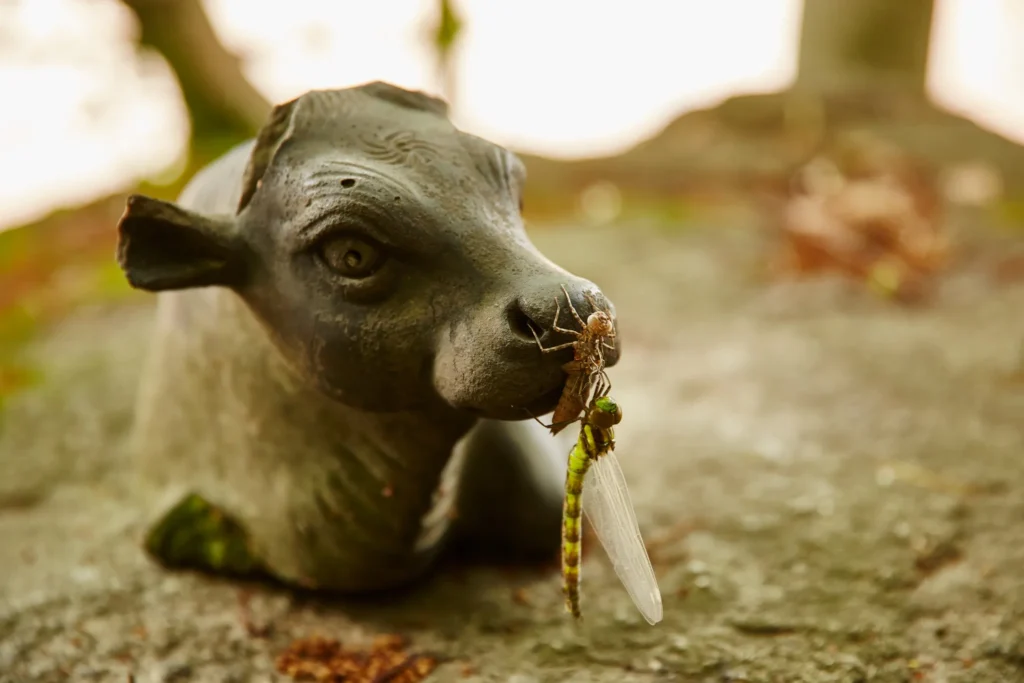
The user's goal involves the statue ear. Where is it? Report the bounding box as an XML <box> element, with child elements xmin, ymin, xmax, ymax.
<box><xmin>116</xmin><ymin>194</ymin><xmax>246</xmax><ymax>292</ymax></box>
<box><xmin>237</xmin><ymin>97</ymin><xmax>300</xmax><ymax>213</ymax></box>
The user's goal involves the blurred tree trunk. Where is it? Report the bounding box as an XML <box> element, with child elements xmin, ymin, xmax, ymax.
<box><xmin>520</xmin><ymin>0</ymin><xmax>1024</xmax><ymax>209</ymax></box>
<box><xmin>120</xmin><ymin>0</ymin><xmax>272</xmax><ymax>184</ymax></box>
<box><xmin>774</xmin><ymin>0</ymin><xmax>938</xmax><ymax>156</ymax></box>
<box><xmin>794</xmin><ymin>0</ymin><xmax>934</xmax><ymax>95</ymax></box>
<box><xmin>0</xmin><ymin>0</ymin><xmax>274</xmax><ymax>284</ymax></box>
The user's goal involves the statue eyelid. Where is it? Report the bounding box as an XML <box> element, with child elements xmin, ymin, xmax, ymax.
<box><xmin>295</xmin><ymin>201</ymin><xmax>435</xmax><ymax>264</ymax></box>
<box><xmin>298</xmin><ymin>213</ymin><xmax>390</xmax><ymax>250</ymax></box>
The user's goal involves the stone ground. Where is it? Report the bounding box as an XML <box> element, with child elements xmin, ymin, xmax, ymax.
<box><xmin>2</xmin><ymin>211</ymin><xmax>1024</xmax><ymax>682</ymax></box>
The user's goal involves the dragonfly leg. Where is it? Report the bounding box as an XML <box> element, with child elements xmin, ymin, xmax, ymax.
<box><xmin>540</xmin><ymin>340</ymin><xmax>577</xmax><ymax>353</ymax></box>
<box><xmin>537</xmin><ymin>292</ymin><xmax>581</xmax><ymax>340</ymax></box>
<box><xmin>574</xmin><ymin>379</ymin><xmax>593</xmax><ymax>399</ymax></box>
<box><xmin>562</xmin><ymin>284</ymin><xmax>587</xmax><ymax>329</ymax></box>
<box><xmin>583</xmin><ymin>290</ymin><xmax>604</xmax><ymax>317</ymax></box>
<box><xmin>563</xmin><ymin>362</ymin><xmax>593</xmax><ymax>400</ymax></box>
<box><xmin>553</xmin><ymin>293</ymin><xmax>583</xmax><ymax>335</ymax></box>
<box><xmin>602</xmin><ymin>329</ymin><xmax>616</xmax><ymax>350</ymax></box>
<box><xmin>553</xmin><ymin>289</ymin><xmax>582</xmax><ymax>335</ymax></box>
<box><xmin>529</xmin><ymin>323</ymin><xmax>577</xmax><ymax>353</ymax></box>
<box><xmin>523</xmin><ymin>409</ymin><xmax>583</xmax><ymax>431</ymax></box>
<box><xmin>590</xmin><ymin>371</ymin><xmax>612</xmax><ymax>400</ymax></box>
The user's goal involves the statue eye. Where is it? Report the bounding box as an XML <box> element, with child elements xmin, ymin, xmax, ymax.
<box><xmin>319</xmin><ymin>235</ymin><xmax>384</xmax><ymax>279</ymax></box>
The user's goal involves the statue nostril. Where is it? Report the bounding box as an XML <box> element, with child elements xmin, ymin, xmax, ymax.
<box><xmin>506</xmin><ymin>298</ymin><xmax>541</xmax><ymax>342</ymax></box>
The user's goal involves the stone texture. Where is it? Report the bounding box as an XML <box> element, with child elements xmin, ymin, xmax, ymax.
<box><xmin>2</xmin><ymin>217</ymin><xmax>1024</xmax><ymax>682</ymax></box>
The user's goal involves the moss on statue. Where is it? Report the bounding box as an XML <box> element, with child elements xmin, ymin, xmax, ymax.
<box><xmin>144</xmin><ymin>493</ymin><xmax>267</xmax><ymax>579</ymax></box>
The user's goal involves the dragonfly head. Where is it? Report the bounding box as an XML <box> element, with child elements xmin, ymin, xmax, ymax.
<box><xmin>590</xmin><ymin>395</ymin><xmax>623</xmax><ymax>429</ymax></box>
<box><xmin>586</xmin><ymin>310</ymin><xmax>615</xmax><ymax>338</ymax></box>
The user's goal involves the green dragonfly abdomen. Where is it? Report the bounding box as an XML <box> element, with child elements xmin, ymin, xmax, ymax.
<box><xmin>557</xmin><ymin>394</ymin><xmax>662</xmax><ymax>625</ymax></box>
<box><xmin>562</xmin><ymin>414</ymin><xmax>616</xmax><ymax>620</ymax></box>
<box><xmin>562</xmin><ymin>430</ymin><xmax>591</xmax><ymax>619</ymax></box>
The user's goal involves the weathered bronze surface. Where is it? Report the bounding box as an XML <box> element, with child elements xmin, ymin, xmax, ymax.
<box><xmin>115</xmin><ymin>81</ymin><xmax>619</xmax><ymax>591</ymax></box>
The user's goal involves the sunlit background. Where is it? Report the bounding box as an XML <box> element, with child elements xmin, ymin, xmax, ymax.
<box><xmin>0</xmin><ymin>0</ymin><xmax>1022</xmax><ymax>230</ymax></box>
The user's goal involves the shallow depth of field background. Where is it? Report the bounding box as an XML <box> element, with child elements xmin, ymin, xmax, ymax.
<box><xmin>4</xmin><ymin>2</ymin><xmax>1024</xmax><ymax>681</ymax></box>
<box><xmin>2</xmin><ymin>0</ymin><xmax>1024</xmax><ymax>229</ymax></box>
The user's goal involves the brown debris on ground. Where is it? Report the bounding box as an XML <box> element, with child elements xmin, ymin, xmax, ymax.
<box><xmin>275</xmin><ymin>634</ymin><xmax>439</xmax><ymax>683</ymax></box>
<box><xmin>773</xmin><ymin>132</ymin><xmax>951</xmax><ymax>302</ymax></box>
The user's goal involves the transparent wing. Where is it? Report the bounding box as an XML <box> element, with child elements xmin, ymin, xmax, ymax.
<box><xmin>582</xmin><ymin>449</ymin><xmax>663</xmax><ymax>624</ymax></box>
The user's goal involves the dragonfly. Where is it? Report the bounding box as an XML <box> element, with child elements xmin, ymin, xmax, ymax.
<box><xmin>560</xmin><ymin>387</ymin><xmax>663</xmax><ymax>625</ymax></box>
<box><xmin>530</xmin><ymin>285</ymin><xmax>616</xmax><ymax>435</ymax></box>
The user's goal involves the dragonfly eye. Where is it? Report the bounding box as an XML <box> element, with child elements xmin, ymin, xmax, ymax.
<box><xmin>591</xmin><ymin>396</ymin><xmax>623</xmax><ymax>428</ymax></box>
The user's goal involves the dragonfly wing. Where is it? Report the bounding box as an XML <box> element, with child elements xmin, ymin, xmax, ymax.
<box><xmin>582</xmin><ymin>449</ymin><xmax>663</xmax><ymax>624</ymax></box>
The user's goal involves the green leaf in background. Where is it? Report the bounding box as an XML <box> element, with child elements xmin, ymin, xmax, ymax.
<box><xmin>433</xmin><ymin>0</ymin><xmax>463</xmax><ymax>56</ymax></box>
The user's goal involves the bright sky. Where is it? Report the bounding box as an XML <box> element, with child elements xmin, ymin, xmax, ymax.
<box><xmin>0</xmin><ymin>0</ymin><xmax>1021</xmax><ymax>229</ymax></box>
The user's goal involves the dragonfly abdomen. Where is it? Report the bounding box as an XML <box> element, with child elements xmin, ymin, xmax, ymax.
<box><xmin>562</xmin><ymin>425</ymin><xmax>598</xmax><ymax>620</ymax></box>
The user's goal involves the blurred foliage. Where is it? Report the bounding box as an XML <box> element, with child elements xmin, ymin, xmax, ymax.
<box><xmin>432</xmin><ymin>0</ymin><xmax>463</xmax><ymax>55</ymax></box>
<box><xmin>0</xmin><ymin>364</ymin><xmax>42</xmax><ymax>414</ymax></box>
<box><xmin>0</xmin><ymin>202</ymin><xmax>139</xmax><ymax>412</ymax></box>
<box><xmin>2</xmin><ymin>0</ymin><xmax>268</xmax><ymax>411</ymax></box>
<box><xmin>0</xmin><ymin>302</ymin><xmax>42</xmax><ymax>415</ymax></box>
<box><xmin>994</xmin><ymin>200</ymin><xmax>1024</xmax><ymax>231</ymax></box>
<box><xmin>427</xmin><ymin>0</ymin><xmax>463</xmax><ymax>105</ymax></box>
<box><xmin>119</xmin><ymin>0</ymin><xmax>271</xmax><ymax>196</ymax></box>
